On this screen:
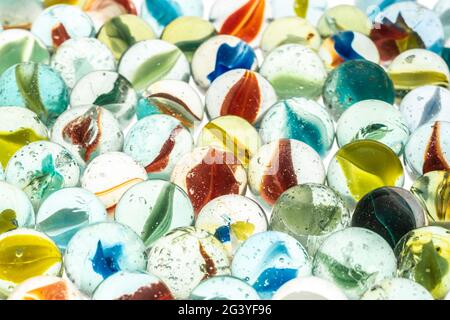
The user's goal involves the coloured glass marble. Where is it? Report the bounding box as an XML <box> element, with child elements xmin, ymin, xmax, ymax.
<box><xmin>395</xmin><ymin>226</ymin><xmax>450</xmax><ymax>299</ymax></box>
<box><xmin>92</xmin><ymin>271</ymin><xmax>173</xmax><ymax>300</ymax></box>
<box><xmin>0</xmin><ymin>0</ymin><xmax>43</xmax><ymax>29</ymax></box>
<box><xmin>317</xmin><ymin>5</ymin><xmax>372</xmax><ymax>38</ymax></box>
<box><xmin>231</xmin><ymin>231</ymin><xmax>311</xmax><ymax>299</ymax></box>
<box><xmin>161</xmin><ymin>16</ymin><xmax>216</xmax><ymax>62</ymax></box>
<box><xmin>312</xmin><ymin>227</ymin><xmax>397</xmax><ymax>300</ymax></box>
<box><xmin>205</xmin><ymin>69</ymin><xmax>276</xmax><ymax>125</ymax></box>
<box><xmin>147</xmin><ymin>227</ymin><xmax>230</xmax><ymax>299</ymax></box>
<box><xmin>435</xmin><ymin>0</ymin><xmax>450</xmax><ymax>44</ymax></box>
<box><xmin>327</xmin><ymin>140</ymin><xmax>405</xmax><ymax>208</ymax></box>
<box><xmin>124</xmin><ymin>115</ymin><xmax>193</xmax><ymax>180</ymax></box>
<box><xmin>65</xmin><ymin>222</ymin><xmax>147</xmax><ymax>296</ymax></box>
<box><xmin>197</xmin><ymin>115</ymin><xmax>261</xmax><ymax>168</ymax></box>
<box><xmin>270</xmin><ymin>0</ymin><xmax>327</xmax><ymax>25</ymax></box>
<box><xmin>0</xmin><ymin>181</ymin><xmax>34</xmax><ymax>235</ymax></box>
<box><xmin>323</xmin><ymin>60</ymin><xmax>395</xmax><ymax>121</ymax></box>
<box><xmin>259</xmin><ymin>98</ymin><xmax>334</xmax><ymax>157</ymax></box>
<box><xmin>0</xmin><ymin>62</ymin><xmax>69</xmax><ymax>126</ymax></box>
<box><xmin>97</xmin><ymin>14</ymin><xmax>156</xmax><ymax>60</ymax></box>
<box><xmin>351</xmin><ymin>187</ymin><xmax>426</xmax><ymax>248</ymax></box>
<box><xmin>136</xmin><ymin>80</ymin><xmax>204</xmax><ymax>130</ymax></box>
<box><xmin>319</xmin><ymin>31</ymin><xmax>380</xmax><ymax>69</ymax></box>
<box><xmin>7</xmin><ymin>276</ymin><xmax>83</xmax><ymax>300</ymax></box>
<box><xmin>171</xmin><ymin>147</ymin><xmax>247</xmax><ymax>214</ymax></box>
<box><xmin>36</xmin><ymin>187</ymin><xmax>108</xmax><ymax>251</ymax></box>
<box><xmin>31</xmin><ymin>4</ymin><xmax>95</xmax><ymax>51</ymax></box>
<box><xmin>115</xmin><ymin>180</ymin><xmax>194</xmax><ymax>247</ymax></box>
<box><xmin>361</xmin><ymin>278</ymin><xmax>434</xmax><ymax>300</ymax></box>
<box><xmin>248</xmin><ymin>139</ymin><xmax>326</xmax><ymax>207</ymax></box>
<box><xmin>80</xmin><ymin>0</ymin><xmax>137</xmax><ymax>29</ymax></box>
<box><xmin>70</xmin><ymin>70</ymin><xmax>137</xmax><ymax>129</ymax></box>
<box><xmin>51</xmin><ymin>38</ymin><xmax>116</xmax><ymax>89</ymax></box>
<box><xmin>272</xmin><ymin>276</ymin><xmax>347</xmax><ymax>300</ymax></box>
<box><xmin>118</xmin><ymin>39</ymin><xmax>190</xmax><ymax>93</ymax></box>
<box><xmin>400</xmin><ymin>86</ymin><xmax>450</xmax><ymax>132</ymax></box>
<box><xmin>191</xmin><ymin>35</ymin><xmax>258</xmax><ymax>89</ymax></box>
<box><xmin>210</xmin><ymin>0</ymin><xmax>269</xmax><ymax>46</ymax></box>
<box><xmin>81</xmin><ymin>152</ymin><xmax>148</xmax><ymax>216</ymax></box>
<box><xmin>260</xmin><ymin>17</ymin><xmax>321</xmax><ymax>55</ymax></box>
<box><xmin>51</xmin><ymin>106</ymin><xmax>124</xmax><ymax>166</ymax></box>
<box><xmin>356</xmin><ymin>0</ymin><xmax>415</xmax><ymax>20</ymax></box>
<box><xmin>404</xmin><ymin>121</ymin><xmax>450</xmax><ymax>178</ymax></box>
<box><xmin>189</xmin><ymin>276</ymin><xmax>260</xmax><ymax>300</ymax></box>
<box><xmin>141</xmin><ymin>0</ymin><xmax>203</xmax><ymax>36</ymax></box>
<box><xmin>5</xmin><ymin>141</ymin><xmax>81</xmax><ymax>210</ymax></box>
<box><xmin>270</xmin><ymin>183</ymin><xmax>350</xmax><ymax>255</ymax></box>
<box><xmin>387</xmin><ymin>49</ymin><xmax>450</xmax><ymax>95</ymax></box>
<box><xmin>0</xmin><ymin>107</ymin><xmax>48</xmax><ymax>169</ymax></box>
<box><xmin>372</xmin><ymin>2</ymin><xmax>444</xmax><ymax>65</ymax></box>
<box><xmin>0</xmin><ymin>228</ymin><xmax>62</xmax><ymax>297</ymax></box>
<box><xmin>195</xmin><ymin>195</ymin><xmax>268</xmax><ymax>257</ymax></box>
<box><xmin>260</xmin><ymin>44</ymin><xmax>327</xmax><ymax>100</ymax></box>
<box><xmin>336</xmin><ymin>99</ymin><xmax>409</xmax><ymax>155</ymax></box>
<box><xmin>411</xmin><ymin>170</ymin><xmax>450</xmax><ymax>227</ymax></box>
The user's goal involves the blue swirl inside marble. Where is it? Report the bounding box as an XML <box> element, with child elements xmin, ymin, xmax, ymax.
<box><xmin>92</xmin><ymin>240</ymin><xmax>122</xmax><ymax>279</ymax></box>
<box><xmin>214</xmin><ymin>225</ymin><xmax>231</xmax><ymax>243</ymax></box>
<box><xmin>332</xmin><ymin>32</ymin><xmax>364</xmax><ymax>62</ymax></box>
<box><xmin>145</xmin><ymin>0</ymin><xmax>182</xmax><ymax>27</ymax></box>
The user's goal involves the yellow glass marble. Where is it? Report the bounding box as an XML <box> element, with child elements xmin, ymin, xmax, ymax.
<box><xmin>317</xmin><ymin>5</ymin><xmax>371</xmax><ymax>38</ymax></box>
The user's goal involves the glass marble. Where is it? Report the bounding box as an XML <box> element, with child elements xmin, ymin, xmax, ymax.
<box><xmin>141</xmin><ymin>0</ymin><xmax>203</xmax><ymax>36</ymax></box>
<box><xmin>191</xmin><ymin>35</ymin><xmax>258</xmax><ymax>89</ymax></box>
<box><xmin>0</xmin><ymin>181</ymin><xmax>34</xmax><ymax>235</ymax></box>
<box><xmin>97</xmin><ymin>14</ymin><xmax>156</xmax><ymax>60</ymax></box>
<box><xmin>195</xmin><ymin>195</ymin><xmax>268</xmax><ymax>257</ymax></box>
<box><xmin>411</xmin><ymin>170</ymin><xmax>450</xmax><ymax>227</ymax></box>
<box><xmin>313</xmin><ymin>227</ymin><xmax>397</xmax><ymax>300</ymax></box>
<box><xmin>118</xmin><ymin>39</ymin><xmax>190</xmax><ymax>93</ymax></box>
<box><xmin>210</xmin><ymin>0</ymin><xmax>270</xmax><ymax>46</ymax></box>
<box><xmin>80</xmin><ymin>0</ymin><xmax>137</xmax><ymax>30</ymax></box>
<box><xmin>92</xmin><ymin>271</ymin><xmax>173</xmax><ymax>300</ymax></box>
<box><xmin>0</xmin><ymin>0</ymin><xmax>43</xmax><ymax>29</ymax></box>
<box><xmin>124</xmin><ymin>115</ymin><xmax>193</xmax><ymax>180</ymax></box>
<box><xmin>205</xmin><ymin>69</ymin><xmax>277</xmax><ymax>125</ymax></box>
<box><xmin>81</xmin><ymin>152</ymin><xmax>148</xmax><ymax>217</ymax></box>
<box><xmin>400</xmin><ymin>86</ymin><xmax>450</xmax><ymax>132</ymax></box>
<box><xmin>36</xmin><ymin>187</ymin><xmax>108</xmax><ymax>251</ymax></box>
<box><xmin>170</xmin><ymin>147</ymin><xmax>247</xmax><ymax>214</ymax></box>
<box><xmin>327</xmin><ymin>140</ymin><xmax>405</xmax><ymax>209</ymax></box>
<box><xmin>387</xmin><ymin>49</ymin><xmax>450</xmax><ymax>96</ymax></box>
<box><xmin>372</xmin><ymin>2</ymin><xmax>444</xmax><ymax>65</ymax></box>
<box><xmin>259</xmin><ymin>98</ymin><xmax>335</xmax><ymax>157</ymax></box>
<box><xmin>70</xmin><ymin>70</ymin><xmax>137</xmax><ymax>129</ymax></box>
<box><xmin>361</xmin><ymin>278</ymin><xmax>434</xmax><ymax>300</ymax></box>
<box><xmin>260</xmin><ymin>17</ymin><xmax>321</xmax><ymax>55</ymax></box>
<box><xmin>31</xmin><ymin>4</ymin><xmax>95</xmax><ymax>51</ymax></box>
<box><xmin>0</xmin><ymin>167</ymin><xmax>4</xmax><ymax>181</ymax></box>
<box><xmin>317</xmin><ymin>5</ymin><xmax>372</xmax><ymax>38</ymax></box>
<box><xmin>197</xmin><ymin>115</ymin><xmax>261</xmax><ymax>169</ymax></box>
<box><xmin>270</xmin><ymin>183</ymin><xmax>351</xmax><ymax>255</ymax></box>
<box><xmin>260</xmin><ymin>44</ymin><xmax>327</xmax><ymax>100</ymax></box>
<box><xmin>51</xmin><ymin>106</ymin><xmax>124</xmax><ymax>167</ymax></box>
<box><xmin>248</xmin><ymin>139</ymin><xmax>326</xmax><ymax>207</ymax></box>
<box><xmin>270</xmin><ymin>0</ymin><xmax>327</xmax><ymax>25</ymax></box>
<box><xmin>395</xmin><ymin>226</ymin><xmax>450</xmax><ymax>299</ymax></box>
<box><xmin>189</xmin><ymin>276</ymin><xmax>260</xmax><ymax>300</ymax></box>
<box><xmin>146</xmin><ymin>227</ymin><xmax>230</xmax><ymax>299</ymax></box>
<box><xmin>0</xmin><ymin>107</ymin><xmax>48</xmax><ymax>169</ymax></box>
<box><xmin>435</xmin><ymin>0</ymin><xmax>450</xmax><ymax>44</ymax></box>
<box><xmin>356</xmin><ymin>0</ymin><xmax>415</xmax><ymax>20</ymax></box>
<box><xmin>404</xmin><ymin>121</ymin><xmax>450</xmax><ymax>178</ymax></box>
<box><xmin>136</xmin><ymin>79</ymin><xmax>204</xmax><ymax>130</ymax></box>
<box><xmin>7</xmin><ymin>276</ymin><xmax>83</xmax><ymax>300</ymax></box>
<box><xmin>115</xmin><ymin>180</ymin><xmax>194</xmax><ymax>248</ymax></box>
<box><xmin>0</xmin><ymin>228</ymin><xmax>62</xmax><ymax>297</ymax></box>
<box><xmin>51</xmin><ymin>38</ymin><xmax>116</xmax><ymax>89</ymax></box>
<box><xmin>323</xmin><ymin>60</ymin><xmax>395</xmax><ymax>121</ymax></box>
<box><xmin>5</xmin><ymin>141</ymin><xmax>81</xmax><ymax>211</ymax></box>
<box><xmin>161</xmin><ymin>16</ymin><xmax>216</xmax><ymax>62</ymax></box>
<box><xmin>231</xmin><ymin>231</ymin><xmax>311</xmax><ymax>299</ymax></box>
<box><xmin>319</xmin><ymin>31</ymin><xmax>380</xmax><ymax>70</ymax></box>
<box><xmin>64</xmin><ymin>222</ymin><xmax>147</xmax><ymax>296</ymax></box>
<box><xmin>272</xmin><ymin>276</ymin><xmax>348</xmax><ymax>300</ymax></box>
<box><xmin>352</xmin><ymin>187</ymin><xmax>426</xmax><ymax>248</ymax></box>
<box><xmin>336</xmin><ymin>99</ymin><xmax>409</xmax><ymax>155</ymax></box>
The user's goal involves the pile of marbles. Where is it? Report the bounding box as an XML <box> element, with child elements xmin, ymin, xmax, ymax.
<box><xmin>0</xmin><ymin>0</ymin><xmax>449</xmax><ymax>301</ymax></box>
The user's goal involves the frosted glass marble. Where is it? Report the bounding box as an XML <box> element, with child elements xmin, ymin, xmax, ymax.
<box><xmin>273</xmin><ymin>276</ymin><xmax>347</xmax><ymax>300</ymax></box>
<box><xmin>8</xmin><ymin>276</ymin><xmax>83</xmax><ymax>300</ymax></box>
<box><xmin>190</xmin><ymin>276</ymin><xmax>260</xmax><ymax>300</ymax></box>
<box><xmin>361</xmin><ymin>278</ymin><xmax>434</xmax><ymax>300</ymax></box>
